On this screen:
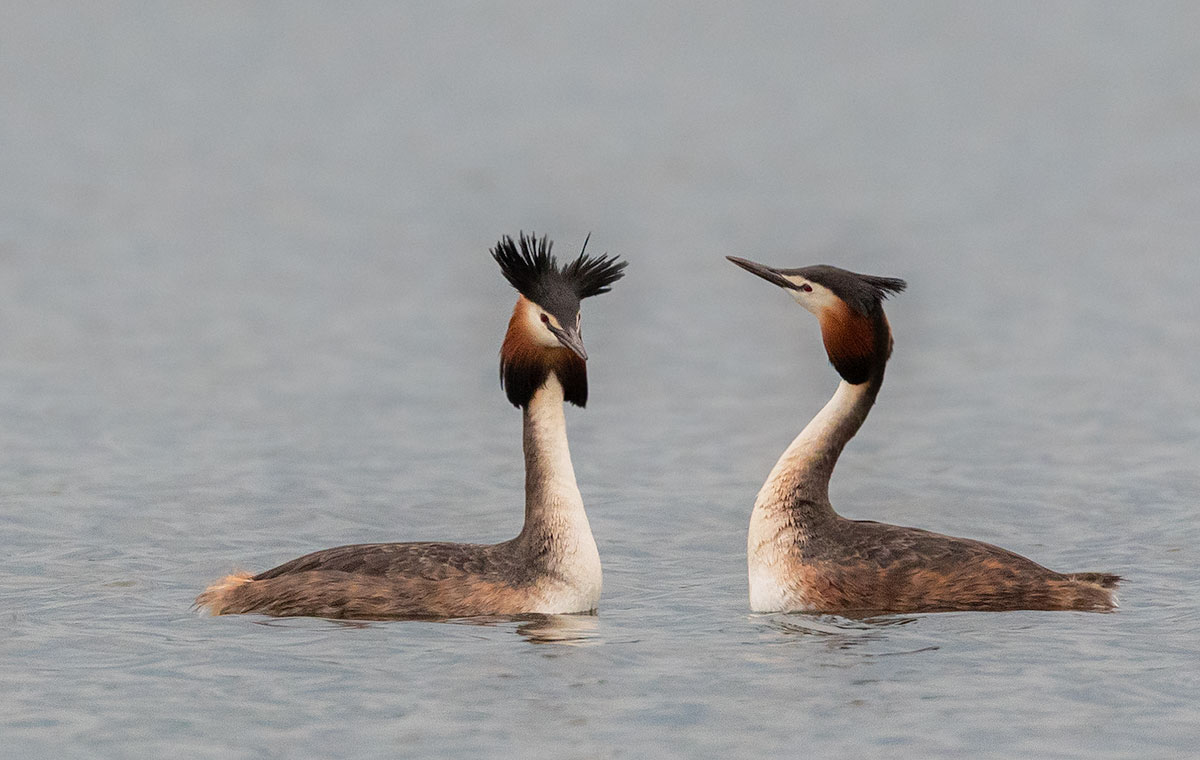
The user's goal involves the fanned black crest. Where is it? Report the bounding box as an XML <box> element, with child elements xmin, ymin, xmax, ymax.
<box><xmin>492</xmin><ymin>232</ymin><xmax>556</xmax><ymax>301</ymax></box>
<box><xmin>562</xmin><ymin>233</ymin><xmax>627</xmax><ymax>298</ymax></box>
<box><xmin>492</xmin><ymin>232</ymin><xmax>626</xmax><ymax>317</ymax></box>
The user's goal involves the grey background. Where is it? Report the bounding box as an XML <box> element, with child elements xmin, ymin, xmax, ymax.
<box><xmin>3</xmin><ymin>3</ymin><xmax>1198</xmax><ymax>758</ymax></box>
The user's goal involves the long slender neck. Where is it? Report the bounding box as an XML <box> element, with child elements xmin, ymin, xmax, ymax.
<box><xmin>754</xmin><ymin>365</ymin><xmax>885</xmax><ymax>523</ymax></box>
<box><xmin>517</xmin><ymin>375</ymin><xmax>590</xmax><ymax>546</ymax></box>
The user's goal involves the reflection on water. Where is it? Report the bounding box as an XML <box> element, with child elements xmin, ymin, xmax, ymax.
<box><xmin>252</xmin><ymin>617</ymin><xmax>376</xmax><ymax>631</ymax></box>
<box><xmin>250</xmin><ymin>612</ymin><xmax>601</xmax><ymax>645</ymax></box>
<box><xmin>435</xmin><ymin>613</ymin><xmax>602</xmax><ymax>645</ymax></box>
<box><xmin>759</xmin><ymin>612</ymin><xmax>919</xmax><ymax>635</ymax></box>
<box><xmin>510</xmin><ymin>614</ymin><xmax>601</xmax><ymax>646</ymax></box>
<box><xmin>755</xmin><ymin>612</ymin><xmax>933</xmax><ymax>654</ymax></box>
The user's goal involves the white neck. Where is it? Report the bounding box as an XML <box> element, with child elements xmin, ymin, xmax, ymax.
<box><xmin>747</xmin><ymin>378</ymin><xmax>875</xmax><ymax>612</ymax></box>
<box><xmin>522</xmin><ymin>376</ymin><xmax>584</xmax><ymax>524</ymax></box>
<box><xmin>517</xmin><ymin>375</ymin><xmax>601</xmax><ymax>604</ymax></box>
<box><xmin>754</xmin><ymin>379</ymin><xmax>875</xmax><ymax>517</ymax></box>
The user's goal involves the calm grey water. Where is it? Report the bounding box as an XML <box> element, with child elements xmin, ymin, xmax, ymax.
<box><xmin>3</xmin><ymin>3</ymin><xmax>1199</xmax><ymax>757</ymax></box>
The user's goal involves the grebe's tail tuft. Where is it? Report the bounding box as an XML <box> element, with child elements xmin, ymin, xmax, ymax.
<box><xmin>1061</xmin><ymin>572</ymin><xmax>1122</xmax><ymax>611</ymax></box>
<box><xmin>194</xmin><ymin>571</ymin><xmax>254</xmax><ymax>615</ymax></box>
<box><xmin>1067</xmin><ymin>572</ymin><xmax>1121</xmax><ymax>589</ymax></box>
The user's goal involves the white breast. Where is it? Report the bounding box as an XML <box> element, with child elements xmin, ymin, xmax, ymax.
<box><xmin>534</xmin><ymin>533</ymin><xmax>602</xmax><ymax>613</ymax></box>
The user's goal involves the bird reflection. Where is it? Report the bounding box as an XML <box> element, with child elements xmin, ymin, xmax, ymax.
<box><xmin>755</xmin><ymin>612</ymin><xmax>933</xmax><ymax>654</ymax></box>
<box><xmin>455</xmin><ymin>612</ymin><xmax>601</xmax><ymax>645</ymax></box>
<box><xmin>251</xmin><ymin>610</ymin><xmax>600</xmax><ymax>645</ymax></box>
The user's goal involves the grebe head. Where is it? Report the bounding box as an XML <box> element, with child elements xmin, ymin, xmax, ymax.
<box><xmin>727</xmin><ymin>257</ymin><xmax>906</xmax><ymax>384</ymax></box>
<box><xmin>493</xmin><ymin>232</ymin><xmax>626</xmax><ymax>407</ymax></box>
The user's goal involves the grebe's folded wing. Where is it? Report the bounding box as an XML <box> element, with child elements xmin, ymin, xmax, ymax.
<box><xmin>827</xmin><ymin>520</ymin><xmax>1056</xmax><ymax>575</ymax></box>
<box><xmin>253</xmin><ymin>542</ymin><xmax>499</xmax><ymax>581</ymax></box>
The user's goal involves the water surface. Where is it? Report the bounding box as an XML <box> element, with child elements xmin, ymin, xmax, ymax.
<box><xmin>2</xmin><ymin>3</ymin><xmax>1199</xmax><ymax>757</ymax></box>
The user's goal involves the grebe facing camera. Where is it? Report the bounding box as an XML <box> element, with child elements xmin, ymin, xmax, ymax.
<box><xmin>197</xmin><ymin>233</ymin><xmax>625</xmax><ymax>619</ymax></box>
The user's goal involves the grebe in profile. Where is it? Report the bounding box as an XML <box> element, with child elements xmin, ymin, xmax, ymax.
<box><xmin>196</xmin><ymin>233</ymin><xmax>626</xmax><ymax>619</ymax></box>
<box><xmin>728</xmin><ymin>257</ymin><xmax>1119</xmax><ymax>614</ymax></box>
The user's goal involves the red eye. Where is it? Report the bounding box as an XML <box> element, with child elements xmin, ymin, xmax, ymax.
<box><xmin>800</xmin><ymin>283</ymin><xmax>813</xmax><ymax>292</ymax></box>
<box><xmin>540</xmin><ymin>314</ymin><xmax>550</xmax><ymax>324</ymax></box>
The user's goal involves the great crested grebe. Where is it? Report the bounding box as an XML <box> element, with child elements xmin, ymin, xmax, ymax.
<box><xmin>728</xmin><ymin>257</ymin><xmax>1119</xmax><ymax>614</ymax></box>
<box><xmin>196</xmin><ymin>233</ymin><xmax>626</xmax><ymax>619</ymax></box>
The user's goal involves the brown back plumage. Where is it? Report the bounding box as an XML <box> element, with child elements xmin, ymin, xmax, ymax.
<box><xmin>196</xmin><ymin>540</ymin><xmax>553</xmax><ymax>619</ymax></box>
<box><xmin>789</xmin><ymin>519</ymin><xmax>1120</xmax><ymax>613</ymax></box>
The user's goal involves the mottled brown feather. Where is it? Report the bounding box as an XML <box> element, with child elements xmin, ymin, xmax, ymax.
<box><xmin>195</xmin><ymin>541</ymin><xmax>560</xmax><ymax>619</ymax></box>
<box><xmin>194</xmin><ymin>572</ymin><xmax>254</xmax><ymax>613</ymax></box>
<box><xmin>783</xmin><ymin>519</ymin><xmax>1118</xmax><ymax>613</ymax></box>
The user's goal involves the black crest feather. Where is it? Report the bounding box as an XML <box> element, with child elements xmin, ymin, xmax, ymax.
<box><xmin>492</xmin><ymin>232</ymin><xmax>556</xmax><ymax>300</ymax></box>
<box><xmin>562</xmin><ymin>233</ymin><xmax>628</xmax><ymax>298</ymax></box>
<box><xmin>858</xmin><ymin>274</ymin><xmax>907</xmax><ymax>299</ymax></box>
<box><xmin>492</xmin><ymin>232</ymin><xmax>626</xmax><ymax>309</ymax></box>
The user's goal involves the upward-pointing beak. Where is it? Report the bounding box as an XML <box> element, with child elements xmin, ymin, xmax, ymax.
<box><xmin>726</xmin><ymin>256</ymin><xmax>798</xmax><ymax>290</ymax></box>
<box><xmin>549</xmin><ymin>324</ymin><xmax>588</xmax><ymax>361</ymax></box>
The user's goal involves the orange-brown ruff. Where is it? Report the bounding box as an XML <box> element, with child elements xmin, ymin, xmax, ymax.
<box><xmin>728</xmin><ymin>258</ymin><xmax>1119</xmax><ymax>614</ymax></box>
<box><xmin>197</xmin><ymin>233</ymin><xmax>625</xmax><ymax>619</ymax></box>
